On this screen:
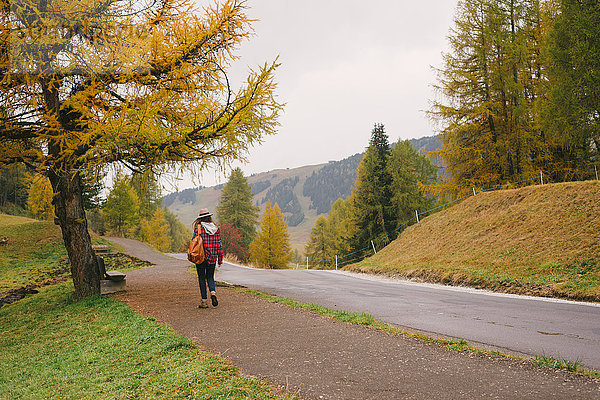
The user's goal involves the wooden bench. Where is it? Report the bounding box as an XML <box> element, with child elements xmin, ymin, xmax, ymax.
<box><xmin>97</xmin><ymin>255</ymin><xmax>126</xmax><ymax>294</ymax></box>
<box><xmin>92</xmin><ymin>244</ymin><xmax>110</xmax><ymax>254</ymax></box>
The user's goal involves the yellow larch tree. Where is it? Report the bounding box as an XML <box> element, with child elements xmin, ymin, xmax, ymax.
<box><xmin>249</xmin><ymin>201</ymin><xmax>292</xmax><ymax>269</ymax></box>
<box><xmin>27</xmin><ymin>174</ymin><xmax>54</xmax><ymax>220</ymax></box>
<box><xmin>0</xmin><ymin>0</ymin><xmax>282</xmax><ymax>298</ymax></box>
<box><xmin>141</xmin><ymin>208</ymin><xmax>172</xmax><ymax>253</ymax></box>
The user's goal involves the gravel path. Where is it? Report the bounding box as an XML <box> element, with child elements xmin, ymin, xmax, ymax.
<box><xmin>107</xmin><ymin>237</ymin><xmax>600</xmax><ymax>399</ymax></box>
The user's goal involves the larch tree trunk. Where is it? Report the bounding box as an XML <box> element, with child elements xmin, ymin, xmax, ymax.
<box><xmin>48</xmin><ymin>169</ymin><xmax>101</xmax><ymax>298</ymax></box>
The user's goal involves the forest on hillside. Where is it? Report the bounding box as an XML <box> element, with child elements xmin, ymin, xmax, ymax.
<box><xmin>261</xmin><ymin>177</ymin><xmax>304</xmax><ymax>227</ymax></box>
<box><xmin>162</xmin><ymin>136</ymin><xmax>442</xmax><ymax>220</ymax></box>
<box><xmin>302</xmin><ymin>154</ymin><xmax>362</xmax><ymax>214</ymax></box>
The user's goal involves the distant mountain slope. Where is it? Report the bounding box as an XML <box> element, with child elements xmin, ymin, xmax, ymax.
<box><xmin>303</xmin><ymin>153</ymin><xmax>362</xmax><ymax>215</ymax></box>
<box><xmin>346</xmin><ymin>181</ymin><xmax>600</xmax><ymax>301</ymax></box>
<box><xmin>165</xmin><ymin>135</ymin><xmax>443</xmax><ymax>250</ymax></box>
<box><xmin>167</xmin><ymin>164</ymin><xmax>324</xmax><ymax>249</ymax></box>
<box><xmin>408</xmin><ymin>135</ymin><xmax>442</xmax><ymax>155</ymax></box>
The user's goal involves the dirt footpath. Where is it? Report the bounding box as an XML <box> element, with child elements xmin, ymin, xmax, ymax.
<box><xmin>108</xmin><ymin>238</ymin><xmax>600</xmax><ymax>400</ymax></box>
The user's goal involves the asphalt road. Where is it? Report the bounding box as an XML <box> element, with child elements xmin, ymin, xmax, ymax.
<box><xmin>183</xmin><ymin>260</ymin><xmax>600</xmax><ymax>371</ymax></box>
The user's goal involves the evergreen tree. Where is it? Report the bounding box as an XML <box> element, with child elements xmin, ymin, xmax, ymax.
<box><xmin>249</xmin><ymin>201</ymin><xmax>292</xmax><ymax>269</ymax></box>
<box><xmin>140</xmin><ymin>208</ymin><xmax>172</xmax><ymax>253</ymax></box>
<box><xmin>350</xmin><ymin>124</ymin><xmax>395</xmax><ymax>251</ymax></box>
<box><xmin>103</xmin><ymin>175</ymin><xmax>140</xmax><ymax>237</ymax></box>
<box><xmin>164</xmin><ymin>207</ymin><xmax>191</xmax><ymax>253</ymax></box>
<box><xmin>304</xmin><ymin>138</ymin><xmax>438</xmax><ymax>265</ymax></box>
<box><xmin>304</xmin><ymin>216</ymin><xmax>335</xmax><ymax>269</ymax></box>
<box><xmin>0</xmin><ymin>164</ymin><xmax>28</xmax><ymax>212</ymax></box>
<box><xmin>217</xmin><ymin>168</ymin><xmax>259</xmax><ymax>246</ymax></box>
<box><xmin>543</xmin><ymin>0</ymin><xmax>600</xmax><ymax>176</ymax></box>
<box><xmin>388</xmin><ymin>140</ymin><xmax>438</xmax><ymax>224</ymax></box>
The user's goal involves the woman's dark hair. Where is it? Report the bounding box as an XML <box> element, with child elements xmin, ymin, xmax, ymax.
<box><xmin>200</xmin><ymin>215</ymin><xmax>213</xmax><ymax>223</ymax></box>
<box><xmin>195</xmin><ymin>216</ymin><xmax>213</xmax><ymax>226</ymax></box>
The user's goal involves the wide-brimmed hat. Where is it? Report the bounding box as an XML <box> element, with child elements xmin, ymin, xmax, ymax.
<box><xmin>197</xmin><ymin>208</ymin><xmax>212</xmax><ymax>218</ymax></box>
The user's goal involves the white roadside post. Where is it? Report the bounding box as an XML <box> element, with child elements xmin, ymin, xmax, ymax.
<box><xmin>473</xmin><ymin>187</ymin><xmax>476</xmax><ymax>196</ymax></box>
<box><xmin>306</xmin><ymin>257</ymin><xmax>309</xmax><ymax>270</ymax></box>
<box><xmin>595</xmin><ymin>165</ymin><xmax>598</xmax><ymax>181</ymax></box>
<box><xmin>540</xmin><ymin>170</ymin><xmax>544</xmax><ymax>185</ymax></box>
<box><xmin>415</xmin><ymin>210</ymin><xmax>420</xmax><ymax>223</ymax></box>
<box><xmin>371</xmin><ymin>240</ymin><xmax>377</xmax><ymax>254</ymax></box>
<box><xmin>335</xmin><ymin>255</ymin><xmax>338</xmax><ymax>270</ymax></box>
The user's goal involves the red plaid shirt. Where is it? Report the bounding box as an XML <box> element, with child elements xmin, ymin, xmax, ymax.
<box><xmin>193</xmin><ymin>224</ymin><xmax>223</xmax><ymax>265</ymax></box>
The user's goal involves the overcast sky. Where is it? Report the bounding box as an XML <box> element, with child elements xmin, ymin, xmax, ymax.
<box><xmin>171</xmin><ymin>0</ymin><xmax>460</xmax><ymax>190</ymax></box>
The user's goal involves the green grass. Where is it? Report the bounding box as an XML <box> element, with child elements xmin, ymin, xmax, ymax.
<box><xmin>0</xmin><ymin>214</ymin><xmax>294</xmax><ymax>399</ymax></box>
<box><xmin>0</xmin><ymin>216</ymin><xmax>151</xmax><ymax>294</ymax></box>
<box><xmin>0</xmin><ymin>284</ymin><xmax>292</xmax><ymax>399</ymax></box>
<box><xmin>0</xmin><ymin>217</ymin><xmax>68</xmax><ymax>292</ymax></box>
<box><xmin>232</xmin><ymin>286</ymin><xmax>600</xmax><ymax>380</ymax></box>
<box><xmin>534</xmin><ymin>353</ymin><xmax>585</xmax><ymax>374</ymax></box>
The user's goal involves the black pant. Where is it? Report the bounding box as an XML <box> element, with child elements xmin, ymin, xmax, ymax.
<box><xmin>195</xmin><ymin>261</ymin><xmax>216</xmax><ymax>299</ymax></box>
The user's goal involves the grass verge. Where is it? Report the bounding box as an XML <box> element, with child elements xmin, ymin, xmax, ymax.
<box><xmin>230</xmin><ymin>286</ymin><xmax>600</xmax><ymax>380</ymax></box>
<box><xmin>0</xmin><ymin>283</ymin><xmax>294</xmax><ymax>399</ymax></box>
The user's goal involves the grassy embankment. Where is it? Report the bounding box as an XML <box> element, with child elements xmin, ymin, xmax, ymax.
<box><xmin>0</xmin><ymin>214</ymin><xmax>292</xmax><ymax>399</ymax></box>
<box><xmin>347</xmin><ymin>181</ymin><xmax>600</xmax><ymax>302</ymax></box>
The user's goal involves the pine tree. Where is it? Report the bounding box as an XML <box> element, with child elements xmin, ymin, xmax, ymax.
<box><xmin>217</xmin><ymin>168</ymin><xmax>259</xmax><ymax>246</ymax></box>
<box><xmin>387</xmin><ymin>140</ymin><xmax>438</xmax><ymax>224</ymax></box>
<box><xmin>350</xmin><ymin>124</ymin><xmax>395</xmax><ymax>251</ymax></box>
<box><xmin>304</xmin><ymin>216</ymin><xmax>334</xmax><ymax>269</ymax></box>
<box><xmin>103</xmin><ymin>175</ymin><xmax>140</xmax><ymax>237</ymax></box>
<box><xmin>249</xmin><ymin>201</ymin><xmax>292</xmax><ymax>269</ymax></box>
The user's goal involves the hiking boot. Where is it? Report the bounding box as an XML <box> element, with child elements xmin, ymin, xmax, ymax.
<box><xmin>210</xmin><ymin>292</ymin><xmax>218</xmax><ymax>307</ymax></box>
<box><xmin>198</xmin><ymin>299</ymin><xmax>209</xmax><ymax>309</ymax></box>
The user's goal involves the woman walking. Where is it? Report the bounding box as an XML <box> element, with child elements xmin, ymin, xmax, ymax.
<box><xmin>193</xmin><ymin>208</ymin><xmax>223</xmax><ymax>309</ymax></box>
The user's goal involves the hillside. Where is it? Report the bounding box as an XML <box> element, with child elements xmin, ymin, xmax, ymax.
<box><xmin>165</xmin><ymin>135</ymin><xmax>442</xmax><ymax>250</ymax></box>
<box><xmin>346</xmin><ymin>181</ymin><xmax>600</xmax><ymax>302</ymax></box>
<box><xmin>167</xmin><ymin>163</ymin><xmax>325</xmax><ymax>249</ymax></box>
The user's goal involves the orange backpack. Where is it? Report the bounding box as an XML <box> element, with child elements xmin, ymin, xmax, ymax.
<box><xmin>187</xmin><ymin>230</ymin><xmax>205</xmax><ymax>264</ymax></box>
